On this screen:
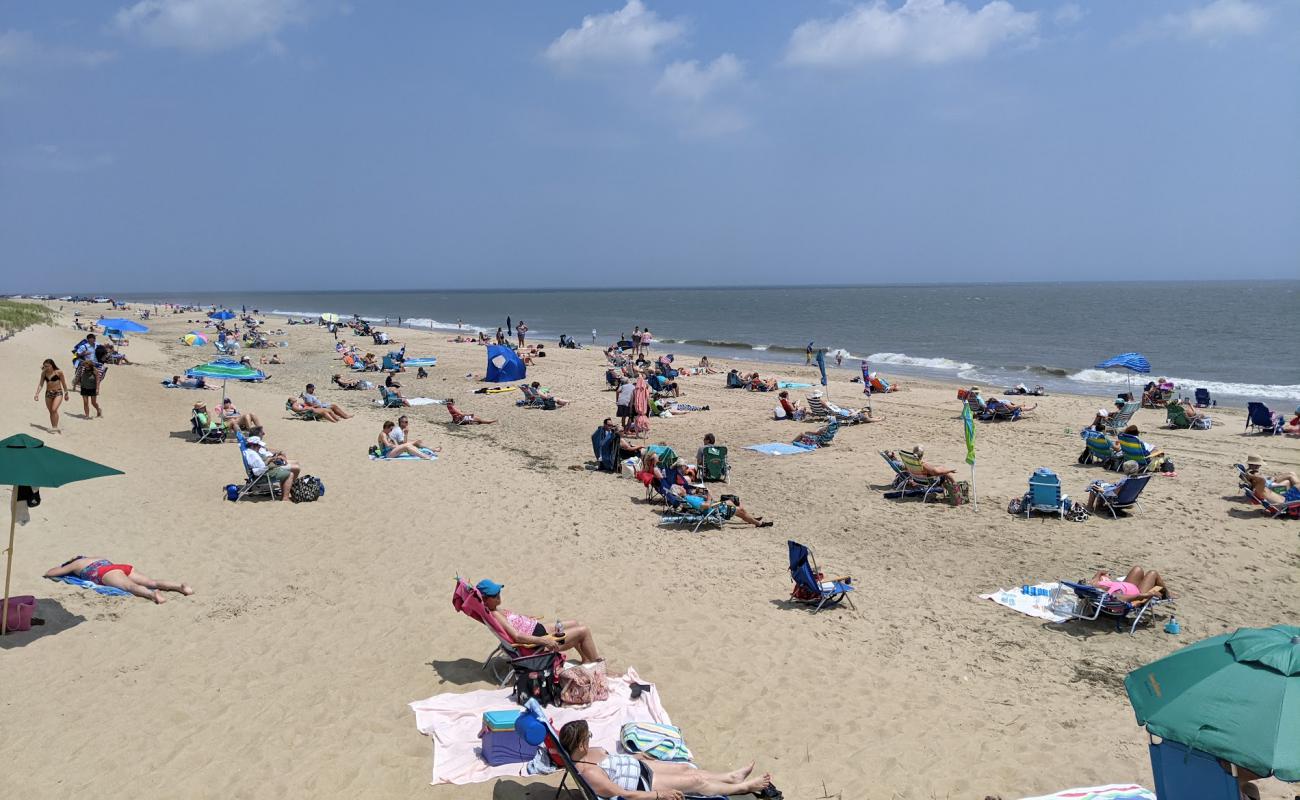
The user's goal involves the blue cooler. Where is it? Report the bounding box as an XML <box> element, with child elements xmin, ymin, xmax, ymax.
<box><xmin>479</xmin><ymin>710</ymin><xmax>535</xmax><ymax>766</ymax></box>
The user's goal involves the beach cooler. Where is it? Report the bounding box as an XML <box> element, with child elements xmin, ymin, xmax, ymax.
<box><xmin>478</xmin><ymin>710</ymin><xmax>535</xmax><ymax>766</ymax></box>
<box><xmin>1</xmin><ymin>595</ymin><xmax>37</xmax><ymax>633</ymax></box>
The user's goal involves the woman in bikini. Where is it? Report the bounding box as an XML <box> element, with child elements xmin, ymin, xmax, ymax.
<box><xmin>559</xmin><ymin>719</ymin><xmax>776</xmax><ymax>800</ymax></box>
<box><xmin>377</xmin><ymin>420</ymin><xmax>432</xmax><ymax>459</ymax></box>
<box><xmin>33</xmin><ymin>358</ymin><xmax>69</xmax><ymax>432</ymax></box>
<box><xmin>1083</xmin><ymin>567</ymin><xmax>1170</xmax><ymax>604</ymax></box>
<box><xmin>478</xmin><ymin>579</ymin><xmax>602</xmax><ymax>662</ymax></box>
<box><xmin>45</xmin><ymin>556</ymin><xmax>193</xmax><ymax>604</ymax></box>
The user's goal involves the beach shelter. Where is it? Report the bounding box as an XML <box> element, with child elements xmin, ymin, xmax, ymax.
<box><xmin>485</xmin><ymin>345</ymin><xmax>525</xmax><ymax>383</ymax></box>
<box><xmin>95</xmin><ymin>318</ymin><xmax>148</xmax><ymax>333</ymax></box>
<box><xmin>1125</xmin><ymin>625</ymin><xmax>1300</xmax><ymax>784</ymax></box>
<box><xmin>0</xmin><ymin>434</ymin><xmax>123</xmax><ymax>634</ymax></box>
<box><xmin>208</xmin><ymin>309</ymin><xmax>236</xmax><ymax>321</ymax></box>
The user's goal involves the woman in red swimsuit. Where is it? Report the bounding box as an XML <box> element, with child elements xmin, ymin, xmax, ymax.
<box><xmin>45</xmin><ymin>556</ymin><xmax>193</xmax><ymax>604</ymax></box>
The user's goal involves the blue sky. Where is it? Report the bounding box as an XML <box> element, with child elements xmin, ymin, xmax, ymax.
<box><xmin>1</xmin><ymin>0</ymin><xmax>1296</xmax><ymax>291</ymax></box>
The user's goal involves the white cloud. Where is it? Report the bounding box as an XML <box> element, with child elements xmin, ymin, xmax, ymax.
<box><xmin>544</xmin><ymin>0</ymin><xmax>685</xmax><ymax>66</ymax></box>
<box><xmin>784</xmin><ymin>0</ymin><xmax>1038</xmax><ymax>67</ymax></box>
<box><xmin>1154</xmin><ymin>0</ymin><xmax>1268</xmax><ymax>42</ymax></box>
<box><xmin>0</xmin><ymin>29</ymin><xmax>115</xmax><ymax>68</ymax></box>
<box><xmin>1053</xmin><ymin>3</ymin><xmax>1084</xmax><ymax>27</ymax></box>
<box><xmin>655</xmin><ymin>54</ymin><xmax>743</xmax><ymax>102</ymax></box>
<box><xmin>113</xmin><ymin>0</ymin><xmax>306</xmax><ymax>53</ymax></box>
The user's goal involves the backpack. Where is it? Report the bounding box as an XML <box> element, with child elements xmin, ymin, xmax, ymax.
<box><xmin>511</xmin><ymin>653</ymin><xmax>563</xmax><ymax>707</ymax></box>
<box><xmin>290</xmin><ymin>474</ymin><xmax>324</xmax><ymax>503</ymax></box>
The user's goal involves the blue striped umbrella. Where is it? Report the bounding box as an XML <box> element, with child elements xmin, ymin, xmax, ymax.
<box><xmin>1095</xmin><ymin>353</ymin><xmax>1152</xmax><ymax>373</ymax></box>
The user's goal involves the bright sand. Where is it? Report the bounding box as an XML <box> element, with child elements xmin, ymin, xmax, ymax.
<box><xmin>1</xmin><ymin>303</ymin><xmax>1296</xmax><ymax>799</ymax></box>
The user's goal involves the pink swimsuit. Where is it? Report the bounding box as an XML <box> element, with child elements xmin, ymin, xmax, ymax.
<box><xmin>1098</xmin><ymin>580</ymin><xmax>1140</xmax><ymax>597</ymax></box>
<box><xmin>505</xmin><ymin>611</ymin><xmax>539</xmax><ymax>637</ymax></box>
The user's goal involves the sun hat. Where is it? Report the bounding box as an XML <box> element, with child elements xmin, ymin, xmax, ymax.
<box><xmin>476</xmin><ymin>578</ymin><xmax>504</xmax><ymax>597</ymax></box>
<box><xmin>1246</xmin><ymin>454</ymin><xmax>1266</xmax><ymax>468</ymax></box>
<box><xmin>246</xmin><ymin>436</ymin><xmax>263</xmax><ymax>445</ymax></box>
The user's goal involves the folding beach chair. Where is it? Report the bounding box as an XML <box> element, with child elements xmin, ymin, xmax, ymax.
<box><xmin>1236</xmin><ymin>466</ymin><xmax>1300</xmax><ymax>519</ymax></box>
<box><xmin>805</xmin><ymin>395</ymin><xmax>830</xmax><ymax>420</ymax></box>
<box><xmin>234</xmin><ymin>432</ymin><xmax>280</xmax><ymax>500</ymax></box>
<box><xmin>1088</xmin><ymin>473</ymin><xmax>1151</xmax><ymax>518</ymax></box>
<box><xmin>1245</xmin><ymin>402</ymin><xmax>1282</xmax><ymax>434</ymax></box>
<box><xmin>515</xmin><ymin>384</ymin><xmax>544</xmax><ymax>408</ymax></box>
<box><xmin>1147</xmin><ymin>738</ymin><xmax>1240</xmax><ymax>800</ymax></box>
<box><xmin>788</xmin><ymin>540</ymin><xmax>855</xmax><ymax>612</ymax></box>
<box><xmin>983</xmin><ymin>399</ymin><xmax>1021</xmax><ymax>421</ymax></box>
<box><xmin>1080</xmin><ymin>430</ymin><xmax>1120</xmax><ymax>469</ymax></box>
<box><xmin>699</xmin><ymin>445</ymin><xmax>729</xmax><ymax>483</ymax></box>
<box><xmin>591</xmin><ymin>427</ymin><xmax>621</xmax><ymax>472</ymax></box>
<box><xmin>191</xmin><ymin>409</ymin><xmax>226</xmax><ymax>444</ymax></box>
<box><xmin>1116</xmin><ymin>433</ymin><xmax>1161</xmax><ymax>472</ymax></box>
<box><xmin>378</xmin><ymin>386</ymin><xmax>405</xmax><ymax>409</ymax></box>
<box><xmin>1166</xmin><ymin>403</ymin><xmax>1210</xmax><ymax>430</ymax></box>
<box><xmin>285</xmin><ymin>399</ymin><xmax>318</xmax><ymax>420</ymax></box>
<box><xmin>896</xmin><ymin>449</ymin><xmax>946</xmax><ymax>502</ymax></box>
<box><xmin>1193</xmin><ymin>387</ymin><xmax>1213</xmax><ymax>408</ymax></box>
<box><xmin>450</xmin><ymin>577</ymin><xmax>560</xmax><ymax>686</ymax></box>
<box><xmin>657</xmin><ymin>490</ymin><xmax>730</xmax><ymax>533</ymax></box>
<box><xmin>1104</xmin><ymin>400</ymin><xmax>1140</xmax><ymax>435</ymax></box>
<box><xmin>1022</xmin><ymin>469</ymin><xmax>1069</xmax><ymax>520</ymax></box>
<box><xmin>1048</xmin><ymin>579</ymin><xmax>1173</xmax><ymax>634</ymax></box>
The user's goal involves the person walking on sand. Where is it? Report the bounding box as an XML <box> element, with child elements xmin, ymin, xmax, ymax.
<box><xmin>34</xmin><ymin>358</ymin><xmax>70</xmax><ymax>432</ymax></box>
<box><xmin>74</xmin><ymin>355</ymin><xmax>102</xmax><ymax>418</ymax></box>
<box><xmin>45</xmin><ymin>555</ymin><xmax>193</xmax><ymax>604</ymax></box>
<box><xmin>516</xmin><ymin>320</ymin><xmax>528</xmax><ymax>348</ymax></box>
<box><xmin>591</xmin><ymin>328</ymin><xmax>597</xmax><ymax>344</ymax></box>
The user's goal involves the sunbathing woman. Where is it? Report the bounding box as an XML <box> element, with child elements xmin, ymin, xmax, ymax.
<box><xmin>444</xmin><ymin>399</ymin><xmax>497</xmax><ymax>425</ymax></box>
<box><xmin>1083</xmin><ymin>567</ymin><xmax>1170</xmax><ymax>603</ymax></box>
<box><xmin>45</xmin><ymin>556</ymin><xmax>193</xmax><ymax>604</ymax></box>
<box><xmin>33</xmin><ymin>358</ymin><xmax>69</xmax><ymax>432</ymax></box>
<box><xmin>378</xmin><ymin>420</ymin><xmax>433</xmax><ymax>459</ymax></box>
<box><xmin>560</xmin><ymin>719</ymin><xmax>775</xmax><ymax>800</ymax></box>
<box><xmin>478</xmin><ymin>579</ymin><xmax>602</xmax><ymax>662</ymax></box>
<box><xmin>332</xmin><ymin>373</ymin><xmax>367</xmax><ymax>390</ymax></box>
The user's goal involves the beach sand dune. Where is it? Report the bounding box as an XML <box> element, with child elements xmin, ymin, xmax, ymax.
<box><xmin>1</xmin><ymin>304</ymin><xmax>1296</xmax><ymax>799</ymax></box>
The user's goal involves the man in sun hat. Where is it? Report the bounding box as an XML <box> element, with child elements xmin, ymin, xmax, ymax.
<box><xmin>1242</xmin><ymin>454</ymin><xmax>1300</xmax><ymax>506</ymax></box>
<box><xmin>241</xmin><ymin>434</ymin><xmax>298</xmax><ymax>502</ymax></box>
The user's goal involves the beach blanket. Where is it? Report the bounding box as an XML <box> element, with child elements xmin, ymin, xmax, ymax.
<box><xmin>369</xmin><ymin>448</ymin><xmax>438</xmax><ymax>461</ymax></box>
<box><xmin>404</xmin><ymin>357</ymin><xmax>437</xmax><ymax>367</ymax></box>
<box><xmin>746</xmin><ymin>442</ymin><xmax>815</xmax><ymax>456</ymax></box>
<box><xmin>410</xmin><ymin>667</ymin><xmax>671</xmax><ymax>785</ymax></box>
<box><xmin>1018</xmin><ymin>784</ymin><xmax>1153</xmax><ymax>800</ymax></box>
<box><xmin>980</xmin><ymin>582</ymin><xmax>1068</xmax><ymax>623</ymax></box>
<box><xmin>49</xmin><ymin>575</ymin><xmax>132</xmax><ymax>597</ymax></box>
<box><xmin>776</xmin><ymin>381</ymin><xmax>813</xmax><ymax>389</ymax></box>
<box><xmin>406</xmin><ymin>398</ymin><xmax>438</xmax><ymax>406</ymax></box>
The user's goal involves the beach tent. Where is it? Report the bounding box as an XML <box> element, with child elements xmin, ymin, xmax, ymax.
<box><xmin>1</xmin><ymin>434</ymin><xmax>122</xmax><ymax>635</ymax></box>
<box><xmin>485</xmin><ymin>345</ymin><xmax>525</xmax><ymax>383</ymax></box>
<box><xmin>208</xmin><ymin>310</ymin><xmax>236</xmax><ymax>321</ymax></box>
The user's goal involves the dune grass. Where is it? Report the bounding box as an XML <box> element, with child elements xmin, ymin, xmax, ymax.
<box><xmin>0</xmin><ymin>300</ymin><xmax>57</xmax><ymax>338</ymax></box>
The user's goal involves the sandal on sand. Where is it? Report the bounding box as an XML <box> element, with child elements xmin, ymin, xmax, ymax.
<box><xmin>758</xmin><ymin>521</ymin><xmax>774</xmax><ymax>528</ymax></box>
<box><xmin>754</xmin><ymin>786</ymin><xmax>783</xmax><ymax>799</ymax></box>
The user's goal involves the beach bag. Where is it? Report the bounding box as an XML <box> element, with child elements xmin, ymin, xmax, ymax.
<box><xmin>511</xmin><ymin>653</ymin><xmax>563</xmax><ymax>707</ymax></box>
<box><xmin>559</xmin><ymin>662</ymin><xmax>609</xmax><ymax>706</ymax></box>
<box><xmin>1006</xmin><ymin>497</ymin><xmax>1023</xmax><ymax>515</ymax></box>
<box><xmin>2</xmin><ymin>595</ymin><xmax>37</xmax><ymax>633</ymax></box>
<box><xmin>290</xmin><ymin>474</ymin><xmax>324</xmax><ymax>503</ymax></box>
<box><xmin>948</xmin><ymin>480</ymin><xmax>970</xmax><ymax>507</ymax></box>
<box><xmin>1159</xmin><ymin>459</ymin><xmax>1175</xmax><ymax>474</ymax></box>
<box><xmin>620</xmin><ymin>722</ymin><xmax>693</xmax><ymax>762</ymax></box>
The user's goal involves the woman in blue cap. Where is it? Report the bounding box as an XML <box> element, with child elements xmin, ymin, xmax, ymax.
<box><xmin>478</xmin><ymin>579</ymin><xmax>603</xmax><ymax>662</ymax></box>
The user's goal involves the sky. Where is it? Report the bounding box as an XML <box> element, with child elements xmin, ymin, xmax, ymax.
<box><xmin>1</xmin><ymin>0</ymin><xmax>1297</xmax><ymax>292</ymax></box>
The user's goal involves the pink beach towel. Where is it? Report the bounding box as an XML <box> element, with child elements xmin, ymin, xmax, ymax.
<box><xmin>410</xmin><ymin>667</ymin><xmax>672</xmax><ymax>785</ymax></box>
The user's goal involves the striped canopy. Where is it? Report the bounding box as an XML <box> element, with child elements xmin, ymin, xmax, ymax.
<box><xmin>1095</xmin><ymin>352</ymin><xmax>1151</xmax><ymax>374</ymax></box>
<box><xmin>185</xmin><ymin>358</ymin><xmax>265</xmax><ymax>381</ymax></box>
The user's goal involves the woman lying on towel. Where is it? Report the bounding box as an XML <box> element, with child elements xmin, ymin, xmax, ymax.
<box><xmin>1082</xmin><ymin>567</ymin><xmax>1171</xmax><ymax>603</ymax></box>
<box><xmin>46</xmin><ymin>556</ymin><xmax>193</xmax><ymax>604</ymax></box>
<box><xmin>477</xmin><ymin>579</ymin><xmax>602</xmax><ymax>662</ymax></box>
<box><xmin>560</xmin><ymin>719</ymin><xmax>778</xmax><ymax>800</ymax></box>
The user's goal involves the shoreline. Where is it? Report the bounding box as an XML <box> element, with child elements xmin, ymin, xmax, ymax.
<box><xmin>1</xmin><ymin>299</ymin><xmax>1296</xmax><ymax>799</ymax></box>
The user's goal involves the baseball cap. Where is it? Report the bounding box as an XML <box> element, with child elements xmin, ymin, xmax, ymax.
<box><xmin>476</xmin><ymin>579</ymin><xmax>504</xmax><ymax>597</ymax></box>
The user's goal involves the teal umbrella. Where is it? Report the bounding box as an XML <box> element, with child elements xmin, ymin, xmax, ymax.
<box><xmin>1125</xmin><ymin>625</ymin><xmax>1300</xmax><ymax>781</ymax></box>
<box><xmin>95</xmin><ymin>318</ymin><xmax>148</xmax><ymax>333</ymax></box>
<box><xmin>185</xmin><ymin>358</ymin><xmax>266</xmax><ymax>403</ymax></box>
<box><xmin>0</xmin><ymin>434</ymin><xmax>123</xmax><ymax>635</ymax></box>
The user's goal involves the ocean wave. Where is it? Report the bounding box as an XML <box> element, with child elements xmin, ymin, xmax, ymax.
<box><xmin>867</xmin><ymin>352</ymin><xmax>976</xmax><ymax>371</ymax></box>
<box><xmin>1068</xmin><ymin>369</ymin><xmax>1300</xmax><ymax>401</ymax></box>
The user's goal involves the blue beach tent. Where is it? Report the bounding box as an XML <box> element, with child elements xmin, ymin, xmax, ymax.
<box><xmin>485</xmin><ymin>345</ymin><xmax>525</xmax><ymax>383</ymax></box>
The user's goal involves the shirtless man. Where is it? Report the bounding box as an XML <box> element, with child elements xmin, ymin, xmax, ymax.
<box><xmin>912</xmin><ymin>445</ymin><xmax>957</xmax><ymax>491</ymax></box>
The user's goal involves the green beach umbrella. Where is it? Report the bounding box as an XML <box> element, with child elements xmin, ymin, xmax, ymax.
<box><xmin>0</xmin><ymin>434</ymin><xmax>123</xmax><ymax>635</ymax></box>
<box><xmin>1124</xmin><ymin>625</ymin><xmax>1300</xmax><ymax>782</ymax></box>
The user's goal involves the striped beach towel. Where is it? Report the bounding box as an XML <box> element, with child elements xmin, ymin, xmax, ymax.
<box><xmin>1019</xmin><ymin>785</ymin><xmax>1153</xmax><ymax>800</ymax></box>
<box><xmin>620</xmin><ymin>722</ymin><xmax>692</xmax><ymax>762</ymax></box>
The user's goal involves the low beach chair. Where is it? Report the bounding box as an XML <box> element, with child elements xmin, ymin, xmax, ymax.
<box><xmin>896</xmin><ymin>449</ymin><xmax>947</xmax><ymax>502</ymax></box>
<box><xmin>788</xmin><ymin>540</ymin><xmax>855</xmax><ymax>612</ymax></box>
<box><xmin>1049</xmin><ymin>579</ymin><xmax>1173</xmax><ymax>634</ymax></box>
<box><xmin>1080</xmin><ymin>430</ymin><xmax>1120</xmax><ymax>469</ymax></box>
<box><xmin>1116</xmin><ymin>433</ymin><xmax>1161</xmax><ymax>472</ymax></box>
<box><xmin>515</xmin><ymin>384</ymin><xmax>544</xmax><ymax>408</ymax></box>
<box><xmin>191</xmin><ymin>409</ymin><xmax>226</xmax><ymax>444</ymax></box>
<box><xmin>699</xmin><ymin>445</ymin><xmax>729</xmax><ymax>483</ymax></box>
<box><xmin>1193</xmin><ymin>387</ymin><xmax>1213</xmax><ymax>408</ymax></box>
<box><xmin>1167</xmin><ymin>403</ymin><xmax>1210</xmax><ymax>430</ymax></box>
<box><xmin>1104</xmin><ymin>400</ymin><xmax>1140</xmax><ymax>435</ymax></box>
<box><xmin>658</xmin><ymin>489</ymin><xmax>729</xmax><ymax>533</ymax></box>
<box><xmin>286</xmin><ymin>399</ymin><xmax>318</xmax><ymax>420</ymax></box>
<box><xmin>591</xmin><ymin>427</ymin><xmax>621</xmax><ymax>472</ymax></box>
<box><xmin>1022</xmin><ymin>469</ymin><xmax>1068</xmax><ymax>520</ymax></box>
<box><xmin>805</xmin><ymin>395</ymin><xmax>830</xmax><ymax>420</ymax></box>
<box><xmin>1147</xmin><ymin>738</ymin><xmax>1240</xmax><ymax>800</ymax></box>
<box><xmin>982</xmin><ymin>399</ymin><xmax>1021</xmax><ymax>421</ymax></box>
<box><xmin>450</xmin><ymin>578</ymin><xmax>558</xmax><ymax>686</ymax></box>
<box><xmin>234</xmin><ymin>432</ymin><xmax>280</xmax><ymax>500</ymax></box>
<box><xmin>1089</xmin><ymin>473</ymin><xmax>1151</xmax><ymax>518</ymax></box>
<box><xmin>378</xmin><ymin>386</ymin><xmax>405</xmax><ymax>409</ymax></box>
<box><xmin>1236</xmin><ymin>466</ymin><xmax>1300</xmax><ymax>518</ymax></box>
<box><xmin>1245</xmin><ymin>402</ymin><xmax>1282</xmax><ymax>434</ymax></box>
<box><xmin>793</xmin><ymin>417</ymin><xmax>840</xmax><ymax>449</ymax></box>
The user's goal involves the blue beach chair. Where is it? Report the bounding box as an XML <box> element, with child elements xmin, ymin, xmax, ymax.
<box><xmin>1089</xmin><ymin>473</ymin><xmax>1151</xmax><ymax>518</ymax></box>
<box><xmin>1022</xmin><ymin>468</ymin><xmax>1069</xmax><ymax>519</ymax></box>
<box><xmin>1080</xmin><ymin>430</ymin><xmax>1120</xmax><ymax>469</ymax></box>
<box><xmin>1049</xmin><ymin>579</ymin><xmax>1173</xmax><ymax>634</ymax></box>
<box><xmin>378</xmin><ymin>386</ymin><xmax>405</xmax><ymax>409</ymax></box>
<box><xmin>1245</xmin><ymin>402</ymin><xmax>1282</xmax><ymax>434</ymax></box>
<box><xmin>1147</xmin><ymin>738</ymin><xmax>1240</xmax><ymax>800</ymax></box>
<box><xmin>788</xmin><ymin>540</ymin><xmax>855</xmax><ymax>612</ymax></box>
<box><xmin>1193</xmin><ymin>387</ymin><xmax>1213</xmax><ymax>408</ymax></box>
<box><xmin>234</xmin><ymin>432</ymin><xmax>280</xmax><ymax>500</ymax></box>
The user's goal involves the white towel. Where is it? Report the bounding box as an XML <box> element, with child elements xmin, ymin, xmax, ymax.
<box><xmin>979</xmin><ymin>582</ymin><xmax>1069</xmax><ymax>623</ymax></box>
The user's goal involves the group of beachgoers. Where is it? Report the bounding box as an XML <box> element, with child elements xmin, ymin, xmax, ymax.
<box><xmin>32</xmin><ymin>330</ymin><xmax>127</xmax><ymax>431</ymax></box>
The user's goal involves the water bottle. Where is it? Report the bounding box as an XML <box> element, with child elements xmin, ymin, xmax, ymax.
<box><xmin>555</xmin><ymin>619</ymin><xmax>564</xmax><ymax>638</ymax></box>
<box><xmin>1164</xmin><ymin>617</ymin><xmax>1180</xmax><ymax>635</ymax></box>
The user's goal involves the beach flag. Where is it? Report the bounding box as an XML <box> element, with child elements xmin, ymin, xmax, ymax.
<box><xmin>815</xmin><ymin>349</ymin><xmax>827</xmax><ymax>387</ymax></box>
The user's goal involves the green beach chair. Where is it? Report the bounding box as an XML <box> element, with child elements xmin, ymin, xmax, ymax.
<box><xmin>699</xmin><ymin>445</ymin><xmax>729</xmax><ymax>483</ymax></box>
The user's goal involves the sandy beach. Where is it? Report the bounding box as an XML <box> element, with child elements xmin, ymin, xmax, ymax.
<box><xmin>1</xmin><ymin>301</ymin><xmax>1296</xmax><ymax>800</ymax></box>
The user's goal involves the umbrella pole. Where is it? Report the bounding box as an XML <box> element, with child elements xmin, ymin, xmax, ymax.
<box><xmin>2</xmin><ymin>486</ymin><xmax>16</xmax><ymax>636</ymax></box>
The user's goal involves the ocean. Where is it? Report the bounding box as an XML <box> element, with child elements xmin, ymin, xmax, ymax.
<box><xmin>112</xmin><ymin>282</ymin><xmax>1300</xmax><ymax>405</ymax></box>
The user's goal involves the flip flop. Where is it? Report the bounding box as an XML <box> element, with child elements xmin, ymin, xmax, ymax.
<box><xmin>754</xmin><ymin>786</ymin><xmax>783</xmax><ymax>799</ymax></box>
<box><xmin>758</xmin><ymin>521</ymin><xmax>774</xmax><ymax>528</ymax></box>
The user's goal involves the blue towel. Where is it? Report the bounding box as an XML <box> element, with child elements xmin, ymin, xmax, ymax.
<box><xmin>369</xmin><ymin>448</ymin><xmax>439</xmax><ymax>461</ymax></box>
<box><xmin>745</xmin><ymin>442</ymin><xmax>815</xmax><ymax>456</ymax></box>
<box><xmin>403</xmin><ymin>357</ymin><xmax>437</xmax><ymax>367</ymax></box>
<box><xmin>49</xmin><ymin>575</ymin><xmax>132</xmax><ymax>596</ymax></box>
<box><xmin>777</xmin><ymin>381</ymin><xmax>813</xmax><ymax>389</ymax></box>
